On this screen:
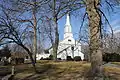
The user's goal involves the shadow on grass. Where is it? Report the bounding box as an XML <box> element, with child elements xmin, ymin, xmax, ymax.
<box><xmin>0</xmin><ymin>66</ymin><xmax>11</xmax><ymax>76</ymax></box>
<box><xmin>19</xmin><ymin>63</ymin><xmax>56</xmax><ymax>80</ymax></box>
<box><xmin>13</xmin><ymin>61</ymin><xmax>90</xmax><ymax>80</ymax></box>
<box><xmin>18</xmin><ymin>63</ymin><xmax>73</xmax><ymax>80</ymax></box>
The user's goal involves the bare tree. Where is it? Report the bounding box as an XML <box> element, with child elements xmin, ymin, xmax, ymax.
<box><xmin>0</xmin><ymin>9</ymin><xmax>37</xmax><ymax>71</ymax></box>
<box><xmin>0</xmin><ymin>0</ymin><xmax>49</xmax><ymax>62</ymax></box>
<box><xmin>102</xmin><ymin>32</ymin><xmax>120</xmax><ymax>54</ymax></box>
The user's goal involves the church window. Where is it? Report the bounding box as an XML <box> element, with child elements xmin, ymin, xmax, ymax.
<box><xmin>71</xmin><ymin>46</ymin><xmax>74</xmax><ymax>50</ymax></box>
<box><xmin>68</xmin><ymin>39</ymin><xmax>71</xmax><ymax>42</ymax></box>
<box><xmin>26</xmin><ymin>56</ymin><xmax>28</xmax><ymax>59</ymax></box>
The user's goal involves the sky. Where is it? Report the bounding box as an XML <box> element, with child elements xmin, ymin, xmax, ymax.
<box><xmin>109</xmin><ymin>13</ymin><xmax>120</xmax><ymax>33</ymax></box>
<box><xmin>1</xmin><ymin>0</ymin><xmax>120</xmax><ymax>49</ymax></box>
<box><xmin>58</xmin><ymin>8</ymin><xmax>120</xmax><ymax>41</ymax></box>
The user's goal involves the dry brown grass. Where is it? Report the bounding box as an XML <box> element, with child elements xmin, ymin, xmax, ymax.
<box><xmin>111</xmin><ymin>62</ymin><xmax>120</xmax><ymax>65</ymax></box>
<box><xmin>0</xmin><ymin>65</ymin><xmax>11</xmax><ymax>76</ymax></box>
<box><xmin>13</xmin><ymin>61</ymin><xmax>90</xmax><ymax>80</ymax></box>
<box><xmin>1</xmin><ymin>61</ymin><xmax>120</xmax><ymax>80</ymax></box>
<box><xmin>104</xmin><ymin>66</ymin><xmax>120</xmax><ymax>80</ymax></box>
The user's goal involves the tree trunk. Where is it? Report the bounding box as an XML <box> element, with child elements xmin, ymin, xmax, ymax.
<box><xmin>86</xmin><ymin>0</ymin><xmax>103</xmax><ymax>79</ymax></box>
<box><xmin>33</xmin><ymin>13</ymin><xmax>37</xmax><ymax>63</ymax></box>
<box><xmin>52</xmin><ymin>0</ymin><xmax>59</xmax><ymax>61</ymax></box>
<box><xmin>53</xmin><ymin>19</ymin><xmax>59</xmax><ymax>61</ymax></box>
<box><xmin>32</xmin><ymin>0</ymin><xmax>37</xmax><ymax>63</ymax></box>
<box><xmin>20</xmin><ymin>44</ymin><xmax>37</xmax><ymax>72</ymax></box>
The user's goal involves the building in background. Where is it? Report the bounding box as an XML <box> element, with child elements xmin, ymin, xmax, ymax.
<box><xmin>36</xmin><ymin>14</ymin><xmax>84</xmax><ymax>60</ymax></box>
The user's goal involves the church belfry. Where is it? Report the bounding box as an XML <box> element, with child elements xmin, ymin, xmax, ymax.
<box><xmin>64</xmin><ymin>13</ymin><xmax>73</xmax><ymax>39</ymax></box>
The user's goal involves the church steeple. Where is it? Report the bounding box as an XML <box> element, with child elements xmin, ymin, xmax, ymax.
<box><xmin>66</xmin><ymin>14</ymin><xmax>71</xmax><ymax>26</ymax></box>
<box><xmin>64</xmin><ymin>13</ymin><xmax>73</xmax><ymax>39</ymax></box>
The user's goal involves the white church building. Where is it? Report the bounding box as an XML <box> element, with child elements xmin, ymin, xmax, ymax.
<box><xmin>36</xmin><ymin>14</ymin><xmax>84</xmax><ymax>60</ymax></box>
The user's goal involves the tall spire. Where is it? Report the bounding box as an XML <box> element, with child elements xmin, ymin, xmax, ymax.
<box><xmin>64</xmin><ymin>13</ymin><xmax>73</xmax><ymax>39</ymax></box>
<box><xmin>66</xmin><ymin>14</ymin><xmax>70</xmax><ymax>25</ymax></box>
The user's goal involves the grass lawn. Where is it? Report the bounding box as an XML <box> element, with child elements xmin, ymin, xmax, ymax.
<box><xmin>1</xmin><ymin>61</ymin><xmax>120</xmax><ymax>80</ymax></box>
<box><xmin>0</xmin><ymin>65</ymin><xmax>11</xmax><ymax>76</ymax></box>
<box><xmin>13</xmin><ymin>61</ymin><xmax>89</xmax><ymax>80</ymax></box>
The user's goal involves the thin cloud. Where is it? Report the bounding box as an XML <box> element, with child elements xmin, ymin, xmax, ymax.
<box><xmin>109</xmin><ymin>19</ymin><xmax>120</xmax><ymax>33</ymax></box>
